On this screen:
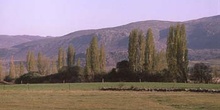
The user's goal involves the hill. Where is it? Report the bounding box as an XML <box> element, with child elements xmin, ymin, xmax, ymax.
<box><xmin>1</xmin><ymin>15</ymin><xmax>220</xmax><ymax>67</ymax></box>
<box><xmin>0</xmin><ymin>35</ymin><xmax>45</xmax><ymax>48</ymax></box>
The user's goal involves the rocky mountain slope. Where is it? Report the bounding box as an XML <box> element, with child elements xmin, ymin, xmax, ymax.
<box><xmin>0</xmin><ymin>35</ymin><xmax>45</xmax><ymax>48</ymax></box>
<box><xmin>1</xmin><ymin>15</ymin><xmax>220</xmax><ymax>66</ymax></box>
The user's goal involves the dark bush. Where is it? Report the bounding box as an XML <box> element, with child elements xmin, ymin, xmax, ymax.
<box><xmin>190</xmin><ymin>63</ymin><xmax>212</xmax><ymax>83</ymax></box>
<box><xmin>4</xmin><ymin>75</ymin><xmax>15</xmax><ymax>82</ymax></box>
<box><xmin>15</xmin><ymin>72</ymin><xmax>42</xmax><ymax>84</ymax></box>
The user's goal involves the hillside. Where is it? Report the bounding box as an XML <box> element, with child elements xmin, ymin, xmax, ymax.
<box><xmin>0</xmin><ymin>35</ymin><xmax>45</xmax><ymax>48</ymax></box>
<box><xmin>1</xmin><ymin>15</ymin><xmax>220</xmax><ymax>67</ymax></box>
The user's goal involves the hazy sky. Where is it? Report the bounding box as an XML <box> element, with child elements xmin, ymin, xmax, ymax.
<box><xmin>0</xmin><ymin>0</ymin><xmax>219</xmax><ymax>36</ymax></box>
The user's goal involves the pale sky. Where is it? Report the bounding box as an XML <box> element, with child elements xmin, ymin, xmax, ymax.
<box><xmin>0</xmin><ymin>0</ymin><xmax>219</xmax><ymax>36</ymax></box>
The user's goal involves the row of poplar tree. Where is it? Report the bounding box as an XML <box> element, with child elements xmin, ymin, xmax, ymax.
<box><xmin>57</xmin><ymin>36</ymin><xmax>106</xmax><ymax>80</ymax></box>
<box><xmin>0</xmin><ymin>24</ymin><xmax>187</xmax><ymax>83</ymax></box>
<box><xmin>0</xmin><ymin>36</ymin><xmax>106</xmax><ymax>81</ymax></box>
<box><xmin>128</xmin><ymin>24</ymin><xmax>188</xmax><ymax>82</ymax></box>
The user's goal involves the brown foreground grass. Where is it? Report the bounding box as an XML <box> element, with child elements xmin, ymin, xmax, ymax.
<box><xmin>0</xmin><ymin>90</ymin><xmax>220</xmax><ymax>110</ymax></box>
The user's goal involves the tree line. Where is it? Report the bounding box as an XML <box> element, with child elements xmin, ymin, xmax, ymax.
<box><xmin>0</xmin><ymin>24</ymin><xmax>214</xmax><ymax>83</ymax></box>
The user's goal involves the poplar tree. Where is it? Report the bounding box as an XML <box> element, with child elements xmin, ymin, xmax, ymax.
<box><xmin>145</xmin><ymin>28</ymin><xmax>156</xmax><ymax>73</ymax></box>
<box><xmin>166</xmin><ymin>24</ymin><xmax>188</xmax><ymax>82</ymax></box>
<box><xmin>90</xmin><ymin>36</ymin><xmax>100</xmax><ymax>73</ymax></box>
<box><xmin>9</xmin><ymin>56</ymin><xmax>16</xmax><ymax>79</ymax></box>
<box><xmin>37</xmin><ymin>52</ymin><xmax>50</xmax><ymax>75</ymax></box>
<box><xmin>58</xmin><ymin>47</ymin><xmax>64</xmax><ymax>70</ymax></box>
<box><xmin>177</xmin><ymin>24</ymin><xmax>188</xmax><ymax>82</ymax></box>
<box><xmin>85</xmin><ymin>48</ymin><xmax>91</xmax><ymax>75</ymax></box>
<box><xmin>138</xmin><ymin>31</ymin><xmax>145</xmax><ymax>72</ymax></box>
<box><xmin>99</xmin><ymin>44</ymin><xmax>106</xmax><ymax>73</ymax></box>
<box><xmin>37</xmin><ymin>52</ymin><xmax>44</xmax><ymax>74</ymax></box>
<box><xmin>19</xmin><ymin>62</ymin><xmax>25</xmax><ymax>76</ymax></box>
<box><xmin>29</xmin><ymin>51</ymin><xmax>36</xmax><ymax>72</ymax></box>
<box><xmin>26</xmin><ymin>50</ymin><xmax>31</xmax><ymax>72</ymax></box>
<box><xmin>166</xmin><ymin>26</ymin><xmax>178</xmax><ymax>81</ymax></box>
<box><xmin>62</xmin><ymin>49</ymin><xmax>66</xmax><ymax>67</ymax></box>
<box><xmin>43</xmin><ymin>57</ymin><xmax>51</xmax><ymax>75</ymax></box>
<box><xmin>27</xmin><ymin>51</ymin><xmax>36</xmax><ymax>72</ymax></box>
<box><xmin>67</xmin><ymin>45</ymin><xmax>75</xmax><ymax>68</ymax></box>
<box><xmin>0</xmin><ymin>59</ymin><xmax>3</xmax><ymax>81</ymax></box>
<box><xmin>154</xmin><ymin>50</ymin><xmax>167</xmax><ymax>72</ymax></box>
<box><xmin>128</xmin><ymin>29</ymin><xmax>139</xmax><ymax>72</ymax></box>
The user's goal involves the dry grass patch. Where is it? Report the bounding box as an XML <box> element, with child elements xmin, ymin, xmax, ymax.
<box><xmin>1</xmin><ymin>90</ymin><xmax>220</xmax><ymax>110</ymax></box>
<box><xmin>0</xmin><ymin>83</ymin><xmax>220</xmax><ymax>110</ymax></box>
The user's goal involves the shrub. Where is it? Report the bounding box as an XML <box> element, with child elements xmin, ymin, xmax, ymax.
<box><xmin>190</xmin><ymin>63</ymin><xmax>212</xmax><ymax>83</ymax></box>
<box><xmin>15</xmin><ymin>72</ymin><xmax>42</xmax><ymax>84</ymax></box>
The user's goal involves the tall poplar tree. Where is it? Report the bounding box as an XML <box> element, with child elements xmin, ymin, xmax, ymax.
<box><xmin>62</xmin><ymin>49</ymin><xmax>66</xmax><ymax>67</ymax></box>
<box><xmin>19</xmin><ymin>62</ymin><xmax>25</xmax><ymax>76</ymax></box>
<box><xmin>9</xmin><ymin>56</ymin><xmax>16</xmax><ymax>79</ymax></box>
<box><xmin>145</xmin><ymin>28</ymin><xmax>156</xmax><ymax>73</ymax></box>
<box><xmin>67</xmin><ymin>45</ymin><xmax>75</xmax><ymax>68</ymax></box>
<box><xmin>58</xmin><ymin>47</ymin><xmax>64</xmax><ymax>70</ymax></box>
<box><xmin>99</xmin><ymin>44</ymin><xmax>106</xmax><ymax>73</ymax></box>
<box><xmin>26</xmin><ymin>51</ymin><xmax>36</xmax><ymax>72</ymax></box>
<box><xmin>166</xmin><ymin>24</ymin><xmax>188</xmax><ymax>82</ymax></box>
<box><xmin>37</xmin><ymin>52</ymin><xmax>44</xmax><ymax>74</ymax></box>
<box><xmin>26</xmin><ymin>50</ymin><xmax>31</xmax><ymax>72</ymax></box>
<box><xmin>85</xmin><ymin>48</ymin><xmax>91</xmax><ymax>77</ymax></box>
<box><xmin>51</xmin><ymin>58</ymin><xmax>58</xmax><ymax>74</ymax></box>
<box><xmin>154</xmin><ymin>50</ymin><xmax>167</xmax><ymax>72</ymax></box>
<box><xmin>29</xmin><ymin>51</ymin><xmax>36</xmax><ymax>72</ymax></box>
<box><xmin>0</xmin><ymin>59</ymin><xmax>3</xmax><ymax>81</ymax></box>
<box><xmin>138</xmin><ymin>30</ymin><xmax>146</xmax><ymax>72</ymax></box>
<box><xmin>128</xmin><ymin>29</ymin><xmax>139</xmax><ymax>72</ymax></box>
<box><xmin>177</xmin><ymin>24</ymin><xmax>188</xmax><ymax>82</ymax></box>
<box><xmin>90</xmin><ymin>36</ymin><xmax>100</xmax><ymax>73</ymax></box>
<box><xmin>166</xmin><ymin>26</ymin><xmax>178</xmax><ymax>81</ymax></box>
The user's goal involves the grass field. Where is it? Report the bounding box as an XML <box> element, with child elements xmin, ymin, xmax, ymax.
<box><xmin>0</xmin><ymin>82</ymin><xmax>220</xmax><ymax>110</ymax></box>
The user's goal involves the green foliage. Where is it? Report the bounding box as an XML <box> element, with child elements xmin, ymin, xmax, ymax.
<box><xmin>37</xmin><ymin>52</ymin><xmax>50</xmax><ymax>75</ymax></box>
<box><xmin>85</xmin><ymin>48</ymin><xmax>91</xmax><ymax>78</ymax></box>
<box><xmin>145</xmin><ymin>28</ymin><xmax>156</xmax><ymax>73</ymax></box>
<box><xmin>19</xmin><ymin>62</ymin><xmax>25</xmax><ymax>76</ymax></box>
<box><xmin>51</xmin><ymin>59</ymin><xmax>58</xmax><ymax>74</ymax></box>
<box><xmin>67</xmin><ymin>45</ymin><xmax>75</xmax><ymax>68</ymax></box>
<box><xmin>99</xmin><ymin>44</ymin><xmax>106</xmax><ymax>73</ymax></box>
<box><xmin>9</xmin><ymin>56</ymin><xmax>16</xmax><ymax>79</ymax></box>
<box><xmin>128</xmin><ymin>29</ymin><xmax>147</xmax><ymax>72</ymax></box>
<box><xmin>57</xmin><ymin>47</ymin><xmax>64</xmax><ymax>71</ymax></box>
<box><xmin>90</xmin><ymin>36</ymin><xmax>100</xmax><ymax>74</ymax></box>
<box><xmin>15</xmin><ymin>72</ymin><xmax>42</xmax><ymax>84</ymax></box>
<box><xmin>37</xmin><ymin>52</ymin><xmax>44</xmax><ymax>75</ymax></box>
<box><xmin>26</xmin><ymin>50</ymin><xmax>36</xmax><ymax>72</ymax></box>
<box><xmin>166</xmin><ymin>24</ymin><xmax>188</xmax><ymax>82</ymax></box>
<box><xmin>138</xmin><ymin>31</ymin><xmax>146</xmax><ymax>72</ymax></box>
<box><xmin>191</xmin><ymin>63</ymin><xmax>212</xmax><ymax>83</ymax></box>
<box><xmin>128</xmin><ymin>29</ymin><xmax>139</xmax><ymax>72</ymax></box>
<box><xmin>15</xmin><ymin>66</ymin><xmax>83</xmax><ymax>84</ymax></box>
<box><xmin>177</xmin><ymin>24</ymin><xmax>188</xmax><ymax>82</ymax></box>
<box><xmin>85</xmin><ymin>36</ymin><xmax>107</xmax><ymax>81</ymax></box>
<box><xmin>154</xmin><ymin>50</ymin><xmax>167</xmax><ymax>72</ymax></box>
<box><xmin>26</xmin><ymin>50</ymin><xmax>31</xmax><ymax>72</ymax></box>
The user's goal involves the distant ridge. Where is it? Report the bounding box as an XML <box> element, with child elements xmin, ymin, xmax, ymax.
<box><xmin>0</xmin><ymin>15</ymin><xmax>220</xmax><ymax>67</ymax></box>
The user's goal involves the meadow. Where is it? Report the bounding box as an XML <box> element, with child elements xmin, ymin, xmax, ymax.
<box><xmin>0</xmin><ymin>82</ymin><xmax>220</xmax><ymax>110</ymax></box>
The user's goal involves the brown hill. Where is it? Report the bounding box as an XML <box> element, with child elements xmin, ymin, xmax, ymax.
<box><xmin>1</xmin><ymin>15</ymin><xmax>220</xmax><ymax>66</ymax></box>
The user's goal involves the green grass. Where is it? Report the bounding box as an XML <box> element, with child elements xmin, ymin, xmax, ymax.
<box><xmin>1</xmin><ymin>82</ymin><xmax>220</xmax><ymax>91</ymax></box>
<box><xmin>0</xmin><ymin>82</ymin><xmax>220</xmax><ymax>110</ymax></box>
